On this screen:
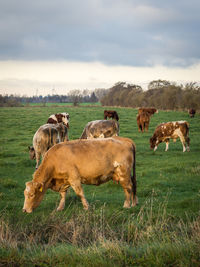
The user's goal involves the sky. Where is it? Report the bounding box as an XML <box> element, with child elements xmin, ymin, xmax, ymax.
<box><xmin>0</xmin><ymin>0</ymin><xmax>200</xmax><ymax>96</ymax></box>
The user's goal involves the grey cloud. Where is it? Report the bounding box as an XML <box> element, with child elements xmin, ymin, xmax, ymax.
<box><xmin>0</xmin><ymin>0</ymin><xmax>200</xmax><ymax>66</ymax></box>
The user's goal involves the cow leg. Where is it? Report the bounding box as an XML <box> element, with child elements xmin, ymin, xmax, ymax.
<box><xmin>179</xmin><ymin>135</ymin><xmax>186</xmax><ymax>152</ymax></box>
<box><xmin>182</xmin><ymin>142</ymin><xmax>186</xmax><ymax>152</ymax></box>
<box><xmin>122</xmin><ymin>185</ymin><xmax>132</xmax><ymax>208</ymax></box>
<box><xmin>154</xmin><ymin>145</ymin><xmax>158</xmax><ymax>151</ymax></box>
<box><xmin>119</xmin><ymin>177</ymin><xmax>132</xmax><ymax>208</ymax></box>
<box><xmin>141</xmin><ymin>123</ymin><xmax>144</xmax><ymax>133</ymax></box>
<box><xmin>182</xmin><ymin>144</ymin><xmax>186</xmax><ymax>152</ymax></box>
<box><xmin>57</xmin><ymin>191</ymin><xmax>66</xmax><ymax>211</ymax></box>
<box><xmin>70</xmin><ymin>181</ymin><xmax>89</xmax><ymax>210</ymax></box>
<box><xmin>186</xmin><ymin>137</ymin><xmax>190</xmax><ymax>151</ymax></box>
<box><xmin>131</xmin><ymin>175</ymin><xmax>138</xmax><ymax>207</ymax></box>
<box><xmin>145</xmin><ymin>122</ymin><xmax>149</xmax><ymax>132</ymax></box>
<box><xmin>64</xmin><ymin>135</ymin><xmax>69</xmax><ymax>142</ymax></box>
<box><xmin>132</xmin><ymin>195</ymin><xmax>138</xmax><ymax>207</ymax></box>
<box><xmin>35</xmin><ymin>152</ymin><xmax>40</xmax><ymax>169</ymax></box>
<box><xmin>165</xmin><ymin>139</ymin><xmax>170</xmax><ymax>151</ymax></box>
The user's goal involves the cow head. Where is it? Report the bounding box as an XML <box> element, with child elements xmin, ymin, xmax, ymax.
<box><xmin>149</xmin><ymin>136</ymin><xmax>157</xmax><ymax>150</ymax></box>
<box><xmin>61</xmin><ymin>113</ymin><xmax>70</xmax><ymax>128</ymax></box>
<box><xmin>28</xmin><ymin>146</ymin><xmax>36</xmax><ymax>160</ymax></box>
<box><xmin>23</xmin><ymin>181</ymin><xmax>45</xmax><ymax>213</ymax></box>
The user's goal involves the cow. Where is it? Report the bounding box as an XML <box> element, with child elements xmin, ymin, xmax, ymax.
<box><xmin>104</xmin><ymin>110</ymin><xmax>119</xmax><ymax>121</ymax></box>
<box><xmin>29</xmin><ymin>123</ymin><xmax>69</xmax><ymax>169</ymax></box>
<box><xmin>138</xmin><ymin>107</ymin><xmax>158</xmax><ymax>116</ymax></box>
<box><xmin>47</xmin><ymin>112</ymin><xmax>70</xmax><ymax>128</ymax></box>
<box><xmin>80</xmin><ymin>120</ymin><xmax>119</xmax><ymax>139</ymax></box>
<box><xmin>189</xmin><ymin>108</ymin><xmax>196</xmax><ymax>118</ymax></box>
<box><xmin>23</xmin><ymin>136</ymin><xmax>138</xmax><ymax>213</ymax></box>
<box><xmin>150</xmin><ymin>121</ymin><xmax>190</xmax><ymax>152</ymax></box>
<box><xmin>136</xmin><ymin>112</ymin><xmax>151</xmax><ymax>132</ymax></box>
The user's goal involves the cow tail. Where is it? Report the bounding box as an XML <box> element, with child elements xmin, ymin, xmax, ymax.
<box><xmin>185</xmin><ymin>122</ymin><xmax>190</xmax><ymax>146</ymax></box>
<box><xmin>186</xmin><ymin>122</ymin><xmax>190</xmax><ymax>136</ymax></box>
<box><xmin>131</xmin><ymin>144</ymin><xmax>137</xmax><ymax>198</ymax></box>
<box><xmin>49</xmin><ymin>128</ymin><xmax>54</xmax><ymax>148</ymax></box>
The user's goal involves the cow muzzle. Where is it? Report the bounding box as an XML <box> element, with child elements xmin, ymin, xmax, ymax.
<box><xmin>65</xmin><ymin>123</ymin><xmax>69</xmax><ymax>128</ymax></box>
<box><xmin>22</xmin><ymin>208</ymin><xmax>33</xmax><ymax>213</ymax></box>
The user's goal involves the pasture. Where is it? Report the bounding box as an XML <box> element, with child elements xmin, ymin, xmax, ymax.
<box><xmin>0</xmin><ymin>106</ymin><xmax>199</xmax><ymax>266</ymax></box>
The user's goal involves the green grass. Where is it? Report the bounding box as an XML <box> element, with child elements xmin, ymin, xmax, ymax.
<box><xmin>0</xmin><ymin>106</ymin><xmax>200</xmax><ymax>266</ymax></box>
<box><xmin>22</xmin><ymin>102</ymin><xmax>101</xmax><ymax>107</ymax></box>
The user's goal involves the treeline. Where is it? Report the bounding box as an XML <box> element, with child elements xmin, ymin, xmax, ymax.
<box><xmin>101</xmin><ymin>80</ymin><xmax>200</xmax><ymax>110</ymax></box>
<box><xmin>0</xmin><ymin>89</ymin><xmax>107</xmax><ymax>107</ymax></box>
<box><xmin>1</xmin><ymin>80</ymin><xmax>200</xmax><ymax>110</ymax></box>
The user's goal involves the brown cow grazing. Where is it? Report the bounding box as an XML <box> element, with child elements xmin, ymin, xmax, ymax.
<box><xmin>150</xmin><ymin>121</ymin><xmax>190</xmax><ymax>152</ymax></box>
<box><xmin>189</xmin><ymin>108</ymin><xmax>196</xmax><ymax>118</ymax></box>
<box><xmin>29</xmin><ymin>123</ymin><xmax>69</xmax><ymax>169</ymax></box>
<box><xmin>138</xmin><ymin>107</ymin><xmax>158</xmax><ymax>116</ymax></box>
<box><xmin>47</xmin><ymin>112</ymin><xmax>70</xmax><ymax>128</ymax></box>
<box><xmin>23</xmin><ymin>137</ymin><xmax>138</xmax><ymax>213</ymax></box>
<box><xmin>104</xmin><ymin>110</ymin><xmax>119</xmax><ymax>121</ymax></box>
<box><xmin>80</xmin><ymin>120</ymin><xmax>119</xmax><ymax>139</ymax></box>
<box><xmin>137</xmin><ymin>112</ymin><xmax>151</xmax><ymax>132</ymax></box>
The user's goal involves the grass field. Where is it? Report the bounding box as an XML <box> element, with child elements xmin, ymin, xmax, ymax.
<box><xmin>0</xmin><ymin>106</ymin><xmax>199</xmax><ymax>266</ymax></box>
<box><xmin>23</xmin><ymin>102</ymin><xmax>101</xmax><ymax>107</ymax></box>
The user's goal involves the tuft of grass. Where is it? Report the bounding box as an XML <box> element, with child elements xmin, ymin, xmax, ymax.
<box><xmin>0</xmin><ymin>195</ymin><xmax>199</xmax><ymax>266</ymax></box>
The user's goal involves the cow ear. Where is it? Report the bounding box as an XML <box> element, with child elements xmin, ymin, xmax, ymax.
<box><xmin>33</xmin><ymin>182</ymin><xmax>43</xmax><ymax>192</ymax></box>
<box><xmin>38</xmin><ymin>182</ymin><xmax>44</xmax><ymax>192</ymax></box>
<box><xmin>39</xmin><ymin>186</ymin><xmax>43</xmax><ymax>192</ymax></box>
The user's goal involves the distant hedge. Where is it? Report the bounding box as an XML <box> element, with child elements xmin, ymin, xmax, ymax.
<box><xmin>101</xmin><ymin>80</ymin><xmax>200</xmax><ymax>110</ymax></box>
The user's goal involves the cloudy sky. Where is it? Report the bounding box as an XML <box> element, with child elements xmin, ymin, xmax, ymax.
<box><xmin>0</xmin><ymin>0</ymin><xmax>200</xmax><ymax>96</ymax></box>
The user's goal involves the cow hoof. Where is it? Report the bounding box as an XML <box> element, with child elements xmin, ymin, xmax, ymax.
<box><xmin>57</xmin><ymin>207</ymin><xmax>64</xmax><ymax>211</ymax></box>
<box><xmin>123</xmin><ymin>203</ymin><xmax>131</xmax><ymax>208</ymax></box>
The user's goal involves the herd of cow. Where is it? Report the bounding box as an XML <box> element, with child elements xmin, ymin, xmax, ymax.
<box><xmin>23</xmin><ymin>108</ymin><xmax>193</xmax><ymax>213</ymax></box>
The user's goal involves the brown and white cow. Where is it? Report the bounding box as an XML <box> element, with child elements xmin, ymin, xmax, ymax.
<box><xmin>29</xmin><ymin>123</ymin><xmax>69</xmax><ymax>169</ymax></box>
<box><xmin>23</xmin><ymin>137</ymin><xmax>138</xmax><ymax>213</ymax></box>
<box><xmin>150</xmin><ymin>121</ymin><xmax>190</xmax><ymax>152</ymax></box>
<box><xmin>80</xmin><ymin>120</ymin><xmax>119</xmax><ymax>139</ymax></box>
<box><xmin>138</xmin><ymin>107</ymin><xmax>158</xmax><ymax>116</ymax></box>
<box><xmin>47</xmin><ymin>112</ymin><xmax>70</xmax><ymax>128</ymax></box>
<box><xmin>137</xmin><ymin>112</ymin><xmax>151</xmax><ymax>132</ymax></box>
<box><xmin>189</xmin><ymin>108</ymin><xmax>196</xmax><ymax>118</ymax></box>
<box><xmin>104</xmin><ymin>110</ymin><xmax>119</xmax><ymax>121</ymax></box>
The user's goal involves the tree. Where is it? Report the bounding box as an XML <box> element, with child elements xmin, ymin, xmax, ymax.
<box><xmin>90</xmin><ymin>92</ymin><xmax>98</xmax><ymax>103</ymax></box>
<box><xmin>68</xmin><ymin>90</ymin><xmax>81</xmax><ymax>106</ymax></box>
<box><xmin>94</xmin><ymin>88</ymin><xmax>108</xmax><ymax>100</ymax></box>
<box><xmin>148</xmin><ymin>79</ymin><xmax>171</xmax><ymax>90</ymax></box>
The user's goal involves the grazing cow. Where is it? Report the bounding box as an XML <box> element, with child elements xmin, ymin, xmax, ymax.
<box><xmin>137</xmin><ymin>112</ymin><xmax>151</xmax><ymax>132</ymax></box>
<box><xmin>189</xmin><ymin>108</ymin><xmax>196</xmax><ymax>118</ymax></box>
<box><xmin>29</xmin><ymin>123</ymin><xmax>69</xmax><ymax>169</ymax></box>
<box><xmin>47</xmin><ymin>112</ymin><xmax>70</xmax><ymax>128</ymax></box>
<box><xmin>138</xmin><ymin>107</ymin><xmax>158</xmax><ymax>116</ymax></box>
<box><xmin>23</xmin><ymin>137</ymin><xmax>138</xmax><ymax>213</ymax></box>
<box><xmin>80</xmin><ymin>120</ymin><xmax>119</xmax><ymax>139</ymax></box>
<box><xmin>150</xmin><ymin>121</ymin><xmax>190</xmax><ymax>152</ymax></box>
<box><xmin>104</xmin><ymin>110</ymin><xmax>119</xmax><ymax>121</ymax></box>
